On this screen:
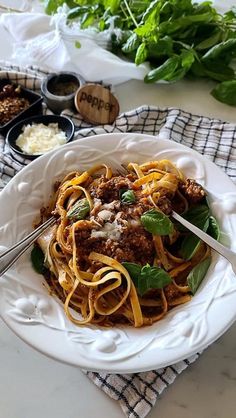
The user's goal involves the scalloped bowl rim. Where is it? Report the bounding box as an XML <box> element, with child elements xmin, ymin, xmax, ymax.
<box><xmin>0</xmin><ymin>132</ymin><xmax>236</xmax><ymax>373</ymax></box>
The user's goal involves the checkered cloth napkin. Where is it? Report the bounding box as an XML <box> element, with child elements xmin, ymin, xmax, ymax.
<box><xmin>0</xmin><ymin>63</ymin><xmax>236</xmax><ymax>418</ymax></box>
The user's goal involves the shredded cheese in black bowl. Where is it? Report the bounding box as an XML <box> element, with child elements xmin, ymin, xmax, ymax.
<box><xmin>6</xmin><ymin>114</ymin><xmax>75</xmax><ymax>160</ymax></box>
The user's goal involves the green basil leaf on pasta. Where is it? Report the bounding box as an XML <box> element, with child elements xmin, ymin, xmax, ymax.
<box><xmin>139</xmin><ymin>264</ymin><xmax>172</xmax><ymax>295</ymax></box>
<box><xmin>180</xmin><ymin>204</ymin><xmax>210</xmax><ymax>260</ymax></box>
<box><xmin>141</xmin><ymin>209</ymin><xmax>174</xmax><ymax>235</ymax></box>
<box><xmin>67</xmin><ymin>198</ymin><xmax>90</xmax><ymax>221</ymax></box>
<box><xmin>187</xmin><ymin>256</ymin><xmax>212</xmax><ymax>294</ymax></box>
<box><xmin>207</xmin><ymin>216</ymin><xmax>220</xmax><ymax>240</ymax></box>
<box><xmin>123</xmin><ymin>262</ymin><xmax>172</xmax><ymax>296</ymax></box>
<box><xmin>31</xmin><ymin>246</ymin><xmax>45</xmax><ymax>275</ymax></box>
<box><xmin>119</xmin><ymin>189</ymin><xmax>136</xmax><ymax>204</ymax></box>
<box><xmin>122</xmin><ymin>262</ymin><xmax>141</xmax><ymax>288</ymax></box>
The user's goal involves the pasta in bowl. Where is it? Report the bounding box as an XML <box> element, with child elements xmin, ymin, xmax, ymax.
<box><xmin>0</xmin><ymin>132</ymin><xmax>236</xmax><ymax>373</ymax></box>
<box><xmin>34</xmin><ymin>160</ymin><xmax>213</xmax><ymax>328</ymax></box>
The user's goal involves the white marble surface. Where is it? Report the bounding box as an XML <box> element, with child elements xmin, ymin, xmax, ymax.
<box><xmin>0</xmin><ymin>1</ymin><xmax>236</xmax><ymax>417</ymax></box>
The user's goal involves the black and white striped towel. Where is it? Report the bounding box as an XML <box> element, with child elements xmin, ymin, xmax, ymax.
<box><xmin>0</xmin><ymin>63</ymin><xmax>236</xmax><ymax>418</ymax></box>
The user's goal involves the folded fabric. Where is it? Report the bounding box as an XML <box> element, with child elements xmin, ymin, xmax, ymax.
<box><xmin>0</xmin><ymin>11</ymin><xmax>149</xmax><ymax>85</ymax></box>
<box><xmin>1</xmin><ymin>63</ymin><xmax>236</xmax><ymax>418</ymax></box>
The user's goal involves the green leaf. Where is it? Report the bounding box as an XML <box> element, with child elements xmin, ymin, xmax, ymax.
<box><xmin>203</xmin><ymin>61</ymin><xmax>235</xmax><ymax>82</ymax></box>
<box><xmin>67</xmin><ymin>6</ymin><xmax>89</xmax><ymax>20</ymax></box>
<box><xmin>182</xmin><ymin>204</ymin><xmax>210</xmax><ymax>228</ymax></box>
<box><xmin>159</xmin><ymin>12</ymin><xmax>214</xmax><ymax>35</ymax></box>
<box><xmin>191</xmin><ymin>60</ymin><xmax>235</xmax><ymax>82</ymax></box>
<box><xmin>195</xmin><ymin>30</ymin><xmax>222</xmax><ymax>50</ymax></box>
<box><xmin>187</xmin><ymin>256</ymin><xmax>211</xmax><ymax>294</ymax></box>
<box><xmin>202</xmin><ymin>38</ymin><xmax>236</xmax><ymax>61</ymax></box>
<box><xmin>147</xmin><ymin>36</ymin><xmax>173</xmax><ymax>59</ymax></box>
<box><xmin>104</xmin><ymin>0</ymin><xmax>120</xmax><ymax>14</ymax></box>
<box><xmin>140</xmin><ymin>264</ymin><xmax>172</xmax><ymax>295</ymax></box>
<box><xmin>67</xmin><ymin>198</ymin><xmax>90</xmax><ymax>221</ymax></box>
<box><xmin>180</xmin><ymin>205</ymin><xmax>210</xmax><ymax>260</ymax></box>
<box><xmin>75</xmin><ymin>40</ymin><xmax>82</xmax><ymax>48</ymax></box>
<box><xmin>122</xmin><ymin>262</ymin><xmax>172</xmax><ymax>296</ymax></box>
<box><xmin>135</xmin><ymin>42</ymin><xmax>148</xmax><ymax>65</ymax></box>
<box><xmin>119</xmin><ymin>189</ymin><xmax>136</xmax><ymax>204</ymax></box>
<box><xmin>165</xmin><ymin>49</ymin><xmax>195</xmax><ymax>82</ymax></box>
<box><xmin>31</xmin><ymin>246</ymin><xmax>45</xmax><ymax>275</ymax></box>
<box><xmin>141</xmin><ymin>209</ymin><xmax>174</xmax><ymax>236</ymax></box>
<box><xmin>207</xmin><ymin>216</ymin><xmax>220</xmax><ymax>240</ymax></box>
<box><xmin>181</xmin><ymin>49</ymin><xmax>195</xmax><ymax>69</ymax></box>
<box><xmin>44</xmin><ymin>0</ymin><xmax>63</xmax><ymax>14</ymax></box>
<box><xmin>122</xmin><ymin>261</ymin><xmax>142</xmax><ymax>276</ymax></box>
<box><xmin>122</xmin><ymin>33</ymin><xmax>140</xmax><ymax>53</ymax></box>
<box><xmin>144</xmin><ymin>55</ymin><xmax>180</xmax><ymax>83</ymax></box>
<box><xmin>81</xmin><ymin>12</ymin><xmax>95</xmax><ymax>28</ymax></box>
<box><xmin>122</xmin><ymin>262</ymin><xmax>141</xmax><ymax>288</ymax></box>
<box><xmin>211</xmin><ymin>80</ymin><xmax>236</xmax><ymax>106</ymax></box>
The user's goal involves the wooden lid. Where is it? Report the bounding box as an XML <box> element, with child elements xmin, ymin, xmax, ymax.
<box><xmin>74</xmin><ymin>83</ymin><xmax>119</xmax><ymax>125</ymax></box>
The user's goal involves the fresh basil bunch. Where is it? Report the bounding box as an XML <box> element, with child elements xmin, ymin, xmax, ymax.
<box><xmin>44</xmin><ymin>0</ymin><xmax>236</xmax><ymax>106</ymax></box>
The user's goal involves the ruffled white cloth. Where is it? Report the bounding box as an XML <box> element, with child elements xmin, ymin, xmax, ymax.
<box><xmin>0</xmin><ymin>10</ymin><xmax>149</xmax><ymax>85</ymax></box>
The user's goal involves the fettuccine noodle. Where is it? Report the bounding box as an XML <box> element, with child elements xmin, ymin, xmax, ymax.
<box><xmin>36</xmin><ymin>160</ymin><xmax>210</xmax><ymax>327</ymax></box>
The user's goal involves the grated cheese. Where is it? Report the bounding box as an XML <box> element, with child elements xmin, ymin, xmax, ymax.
<box><xmin>91</xmin><ymin>221</ymin><xmax>122</xmax><ymax>241</ymax></box>
<box><xmin>97</xmin><ymin>209</ymin><xmax>113</xmax><ymax>221</ymax></box>
<box><xmin>16</xmin><ymin>122</ymin><xmax>67</xmax><ymax>155</ymax></box>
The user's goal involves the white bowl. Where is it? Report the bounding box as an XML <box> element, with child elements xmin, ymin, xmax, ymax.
<box><xmin>0</xmin><ymin>133</ymin><xmax>236</xmax><ymax>373</ymax></box>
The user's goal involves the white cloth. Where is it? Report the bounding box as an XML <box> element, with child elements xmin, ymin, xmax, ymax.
<box><xmin>0</xmin><ymin>11</ymin><xmax>149</xmax><ymax>85</ymax></box>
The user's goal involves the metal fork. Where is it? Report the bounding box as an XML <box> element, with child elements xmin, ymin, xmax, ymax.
<box><xmin>172</xmin><ymin>211</ymin><xmax>236</xmax><ymax>275</ymax></box>
<box><xmin>1</xmin><ymin>210</ymin><xmax>234</xmax><ymax>278</ymax></box>
<box><xmin>0</xmin><ymin>217</ymin><xmax>56</xmax><ymax>277</ymax></box>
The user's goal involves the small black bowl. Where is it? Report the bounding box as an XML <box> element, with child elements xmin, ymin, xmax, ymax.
<box><xmin>6</xmin><ymin>114</ymin><xmax>75</xmax><ymax>160</ymax></box>
<box><xmin>0</xmin><ymin>79</ymin><xmax>43</xmax><ymax>136</ymax></box>
<box><xmin>41</xmin><ymin>71</ymin><xmax>85</xmax><ymax>114</ymax></box>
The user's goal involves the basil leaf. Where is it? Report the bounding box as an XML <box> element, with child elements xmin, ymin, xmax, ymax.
<box><xmin>122</xmin><ymin>262</ymin><xmax>172</xmax><ymax>296</ymax></box>
<box><xmin>135</xmin><ymin>42</ymin><xmax>148</xmax><ymax>65</ymax></box>
<box><xmin>119</xmin><ymin>189</ymin><xmax>136</xmax><ymax>204</ymax></box>
<box><xmin>180</xmin><ymin>223</ymin><xmax>209</xmax><ymax>260</ymax></box>
<box><xmin>180</xmin><ymin>205</ymin><xmax>210</xmax><ymax>260</ymax></box>
<box><xmin>31</xmin><ymin>246</ymin><xmax>45</xmax><ymax>275</ymax></box>
<box><xmin>139</xmin><ymin>264</ymin><xmax>172</xmax><ymax>296</ymax></box>
<box><xmin>122</xmin><ymin>262</ymin><xmax>141</xmax><ymax>288</ymax></box>
<box><xmin>67</xmin><ymin>198</ymin><xmax>90</xmax><ymax>221</ymax></box>
<box><xmin>144</xmin><ymin>55</ymin><xmax>180</xmax><ymax>83</ymax></box>
<box><xmin>147</xmin><ymin>36</ymin><xmax>173</xmax><ymax>59</ymax></box>
<box><xmin>44</xmin><ymin>0</ymin><xmax>63</xmax><ymax>14</ymax></box>
<box><xmin>141</xmin><ymin>209</ymin><xmax>174</xmax><ymax>236</ymax></box>
<box><xmin>196</xmin><ymin>30</ymin><xmax>222</xmax><ymax>50</ymax></box>
<box><xmin>181</xmin><ymin>49</ymin><xmax>195</xmax><ymax>69</ymax></box>
<box><xmin>183</xmin><ymin>205</ymin><xmax>210</xmax><ymax>229</ymax></box>
<box><xmin>122</xmin><ymin>33</ymin><xmax>140</xmax><ymax>54</ymax></box>
<box><xmin>187</xmin><ymin>256</ymin><xmax>211</xmax><ymax>294</ymax></box>
<box><xmin>81</xmin><ymin>12</ymin><xmax>95</xmax><ymax>29</ymax></box>
<box><xmin>67</xmin><ymin>6</ymin><xmax>89</xmax><ymax>20</ymax></box>
<box><xmin>207</xmin><ymin>216</ymin><xmax>220</xmax><ymax>241</ymax></box>
<box><xmin>202</xmin><ymin>38</ymin><xmax>236</xmax><ymax>62</ymax></box>
<box><xmin>211</xmin><ymin>80</ymin><xmax>236</xmax><ymax>106</ymax></box>
<box><xmin>43</xmin><ymin>0</ymin><xmax>236</xmax><ymax>107</ymax></box>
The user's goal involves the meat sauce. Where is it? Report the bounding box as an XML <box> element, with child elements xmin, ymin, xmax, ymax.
<box><xmin>72</xmin><ymin>174</ymin><xmax>206</xmax><ymax>274</ymax></box>
<box><xmin>76</xmin><ymin>175</ymin><xmax>156</xmax><ymax>270</ymax></box>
